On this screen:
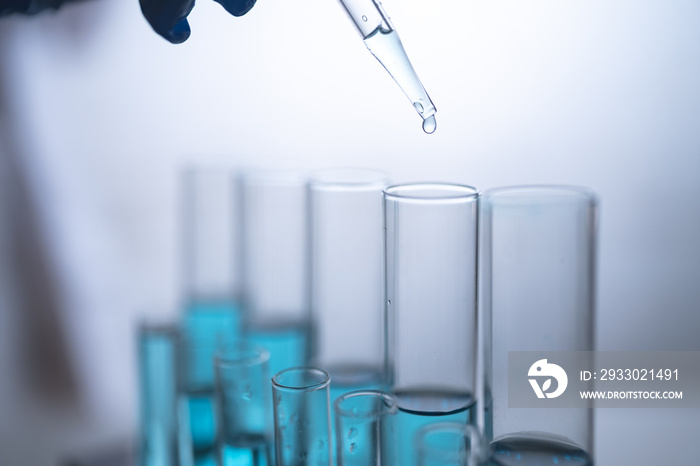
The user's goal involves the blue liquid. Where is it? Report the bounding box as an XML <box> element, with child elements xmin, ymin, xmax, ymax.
<box><xmin>182</xmin><ymin>300</ymin><xmax>242</xmax><ymax>344</ymax></box>
<box><xmin>178</xmin><ymin>389</ymin><xmax>217</xmax><ymax>466</ymax></box>
<box><xmin>392</xmin><ymin>389</ymin><xmax>475</xmax><ymax>466</ymax></box>
<box><xmin>247</xmin><ymin>319</ymin><xmax>311</xmax><ymax>378</ymax></box>
<box><xmin>139</xmin><ymin>325</ymin><xmax>178</xmax><ymax>466</ymax></box>
<box><xmin>490</xmin><ymin>435</ymin><xmax>593</xmax><ymax>466</ymax></box>
<box><xmin>221</xmin><ymin>434</ymin><xmax>273</xmax><ymax>466</ymax></box>
<box><xmin>178</xmin><ymin>300</ymin><xmax>242</xmax><ymax>466</ymax></box>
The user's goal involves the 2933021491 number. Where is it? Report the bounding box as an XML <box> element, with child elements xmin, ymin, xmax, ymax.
<box><xmin>599</xmin><ymin>368</ymin><xmax>678</xmax><ymax>381</ymax></box>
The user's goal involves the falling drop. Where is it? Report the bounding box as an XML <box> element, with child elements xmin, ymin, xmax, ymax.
<box><xmin>362</xmin><ymin>15</ymin><xmax>367</xmax><ymax>22</ymax></box>
<box><xmin>422</xmin><ymin>115</ymin><xmax>437</xmax><ymax>134</ymax></box>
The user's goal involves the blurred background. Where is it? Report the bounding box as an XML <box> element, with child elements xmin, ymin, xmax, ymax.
<box><xmin>0</xmin><ymin>0</ymin><xmax>698</xmax><ymax>463</ymax></box>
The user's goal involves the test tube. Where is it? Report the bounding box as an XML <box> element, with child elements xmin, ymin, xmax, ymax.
<box><xmin>334</xmin><ymin>390</ymin><xmax>398</xmax><ymax>466</ymax></box>
<box><xmin>308</xmin><ymin>168</ymin><xmax>389</xmax><ymax>397</ymax></box>
<box><xmin>383</xmin><ymin>183</ymin><xmax>479</xmax><ymax>466</ymax></box>
<box><xmin>479</xmin><ymin>186</ymin><xmax>597</xmax><ymax>465</ymax></box>
<box><xmin>272</xmin><ymin>367</ymin><xmax>333</xmax><ymax>466</ymax></box>
<box><xmin>239</xmin><ymin>164</ymin><xmax>311</xmax><ymax>377</ymax></box>
<box><xmin>138</xmin><ymin>320</ymin><xmax>178</xmax><ymax>466</ymax></box>
<box><xmin>178</xmin><ymin>167</ymin><xmax>242</xmax><ymax>465</ymax></box>
<box><xmin>215</xmin><ymin>343</ymin><xmax>273</xmax><ymax>466</ymax></box>
<box><xmin>181</xmin><ymin>166</ymin><xmax>242</xmax><ymax>337</ymax></box>
<box><xmin>416</xmin><ymin>423</ymin><xmax>483</xmax><ymax>466</ymax></box>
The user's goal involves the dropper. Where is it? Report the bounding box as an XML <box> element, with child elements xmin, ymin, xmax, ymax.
<box><xmin>336</xmin><ymin>0</ymin><xmax>437</xmax><ymax>133</ymax></box>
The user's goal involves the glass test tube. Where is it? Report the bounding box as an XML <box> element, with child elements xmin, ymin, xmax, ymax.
<box><xmin>181</xmin><ymin>166</ymin><xmax>242</xmax><ymax>334</ymax></box>
<box><xmin>272</xmin><ymin>367</ymin><xmax>333</xmax><ymax>466</ymax></box>
<box><xmin>138</xmin><ymin>321</ymin><xmax>178</xmax><ymax>466</ymax></box>
<box><xmin>309</xmin><ymin>168</ymin><xmax>389</xmax><ymax>397</ymax></box>
<box><xmin>239</xmin><ymin>164</ymin><xmax>311</xmax><ymax>377</ymax></box>
<box><xmin>416</xmin><ymin>423</ymin><xmax>482</xmax><ymax>466</ymax></box>
<box><xmin>215</xmin><ymin>343</ymin><xmax>274</xmax><ymax>466</ymax></box>
<box><xmin>383</xmin><ymin>183</ymin><xmax>479</xmax><ymax>466</ymax></box>
<box><xmin>334</xmin><ymin>390</ymin><xmax>398</xmax><ymax>466</ymax></box>
<box><xmin>179</xmin><ymin>167</ymin><xmax>242</xmax><ymax>466</ymax></box>
<box><xmin>479</xmin><ymin>186</ymin><xmax>597</xmax><ymax>465</ymax></box>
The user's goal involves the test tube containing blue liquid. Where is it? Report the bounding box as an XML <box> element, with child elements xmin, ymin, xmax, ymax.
<box><xmin>335</xmin><ymin>0</ymin><xmax>437</xmax><ymax>133</ymax></box>
<box><xmin>178</xmin><ymin>167</ymin><xmax>243</xmax><ymax>466</ymax></box>
<box><xmin>215</xmin><ymin>343</ymin><xmax>274</xmax><ymax>466</ymax></box>
<box><xmin>138</xmin><ymin>320</ymin><xmax>179</xmax><ymax>466</ymax></box>
<box><xmin>383</xmin><ymin>183</ymin><xmax>480</xmax><ymax>466</ymax></box>
<box><xmin>238</xmin><ymin>162</ymin><xmax>312</xmax><ymax>378</ymax></box>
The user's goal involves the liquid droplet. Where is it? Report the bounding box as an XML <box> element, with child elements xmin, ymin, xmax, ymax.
<box><xmin>347</xmin><ymin>427</ymin><xmax>358</xmax><ymax>440</ymax></box>
<box><xmin>422</xmin><ymin>115</ymin><xmax>437</xmax><ymax>134</ymax></box>
<box><xmin>362</xmin><ymin>15</ymin><xmax>367</xmax><ymax>22</ymax></box>
<box><xmin>350</xmin><ymin>443</ymin><xmax>357</xmax><ymax>453</ymax></box>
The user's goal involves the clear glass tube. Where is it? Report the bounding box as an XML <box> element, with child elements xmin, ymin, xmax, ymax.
<box><xmin>334</xmin><ymin>390</ymin><xmax>398</xmax><ymax>466</ymax></box>
<box><xmin>383</xmin><ymin>183</ymin><xmax>479</xmax><ymax>466</ymax></box>
<box><xmin>138</xmin><ymin>320</ymin><xmax>178</xmax><ymax>466</ymax></box>
<box><xmin>479</xmin><ymin>186</ymin><xmax>597</xmax><ymax>465</ymax></box>
<box><xmin>308</xmin><ymin>168</ymin><xmax>389</xmax><ymax>395</ymax></box>
<box><xmin>181</xmin><ymin>167</ymin><xmax>243</xmax><ymax>343</ymax></box>
<box><xmin>215</xmin><ymin>343</ymin><xmax>273</xmax><ymax>466</ymax></box>
<box><xmin>239</xmin><ymin>164</ymin><xmax>312</xmax><ymax>378</ymax></box>
<box><xmin>179</xmin><ymin>167</ymin><xmax>243</xmax><ymax>466</ymax></box>
<box><xmin>416</xmin><ymin>423</ymin><xmax>483</xmax><ymax>466</ymax></box>
<box><xmin>272</xmin><ymin>367</ymin><xmax>333</xmax><ymax>466</ymax></box>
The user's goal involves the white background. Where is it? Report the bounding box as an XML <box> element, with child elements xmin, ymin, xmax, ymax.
<box><xmin>0</xmin><ymin>0</ymin><xmax>698</xmax><ymax>463</ymax></box>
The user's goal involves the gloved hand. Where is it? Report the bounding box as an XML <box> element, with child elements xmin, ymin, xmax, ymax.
<box><xmin>139</xmin><ymin>0</ymin><xmax>257</xmax><ymax>44</ymax></box>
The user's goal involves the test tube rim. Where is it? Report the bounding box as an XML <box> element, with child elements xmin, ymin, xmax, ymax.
<box><xmin>415</xmin><ymin>422</ymin><xmax>482</xmax><ymax>462</ymax></box>
<box><xmin>272</xmin><ymin>366</ymin><xmax>331</xmax><ymax>392</ymax></box>
<box><xmin>308</xmin><ymin>167</ymin><xmax>390</xmax><ymax>191</ymax></box>
<box><xmin>333</xmin><ymin>389</ymin><xmax>398</xmax><ymax>418</ymax></box>
<box><xmin>237</xmin><ymin>158</ymin><xmax>310</xmax><ymax>186</ymax></box>
<box><xmin>383</xmin><ymin>182</ymin><xmax>479</xmax><ymax>204</ymax></box>
<box><xmin>137</xmin><ymin>317</ymin><xmax>179</xmax><ymax>336</ymax></box>
<box><xmin>482</xmin><ymin>184</ymin><xmax>598</xmax><ymax>208</ymax></box>
<box><xmin>214</xmin><ymin>343</ymin><xmax>270</xmax><ymax>369</ymax></box>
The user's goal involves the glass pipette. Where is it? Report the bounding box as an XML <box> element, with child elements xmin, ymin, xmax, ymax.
<box><xmin>336</xmin><ymin>0</ymin><xmax>437</xmax><ymax>133</ymax></box>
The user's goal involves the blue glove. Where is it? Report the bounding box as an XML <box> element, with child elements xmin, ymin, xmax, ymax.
<box><xmin>140</xmin><ymin>0</ymin><xmax>257</xmax><ymax>44</ymax></box>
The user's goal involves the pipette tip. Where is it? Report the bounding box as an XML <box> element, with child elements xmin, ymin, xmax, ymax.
<box><xmin>422</xmin><ymin>115</ymin><xmax>437</xmax><ymax>134</ymax></box>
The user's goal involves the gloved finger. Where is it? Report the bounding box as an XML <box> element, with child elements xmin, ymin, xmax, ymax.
<box><xmin>213</xmin><ymin>0</ymin><xmax>256</xmax><ymax>17</ymax></box>
<box><xmin>140</xmin><ymin>0</ymin><xmax>194</xmax><ymax>44</ymax></box>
